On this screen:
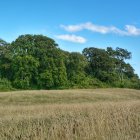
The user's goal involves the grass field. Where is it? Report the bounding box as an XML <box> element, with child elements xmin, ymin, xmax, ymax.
<box><xmin>0</xmin><ymin>88</ymin><xmax>140</xmax><ymax>140</ymax></box>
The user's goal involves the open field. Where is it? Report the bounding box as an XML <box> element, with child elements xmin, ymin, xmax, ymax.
<box><xmin>0</xmin><ymin>88</ymin><xmax>140</xmax><ymax>140</ymax></box>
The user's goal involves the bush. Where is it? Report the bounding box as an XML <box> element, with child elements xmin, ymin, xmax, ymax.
<box><xmin>85</xmin><ymin>76</ymin><xmax>109</xmax><ymax>88</ymax></box>
<box><xmin>13</xmin><ymin>78</ymin><xmax>30</xmax><ymax>89</ymax></box>
<box><xmin>112</xmin><ymin>78</ymin><xmax>140</xmax><ymax>89</ymax></box>
<box><xmin>0</xmin><ymin>78</ymin><xmax>13</xmax><ymax>91</ymax></box>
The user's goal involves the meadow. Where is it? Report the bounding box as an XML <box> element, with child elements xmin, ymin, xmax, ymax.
<box><xmin>0</xmin><ymin>88</ymin><xmax>140</xmax><ymax>140</ymax></box>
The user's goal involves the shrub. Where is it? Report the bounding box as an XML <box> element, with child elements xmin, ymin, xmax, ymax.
<box><xmin>0</xmin><ymin>78</ymin><xmax>13</xmax><ymax>91</ymax></box>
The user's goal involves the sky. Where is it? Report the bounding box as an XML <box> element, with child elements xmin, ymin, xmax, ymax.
<box><xmin>0</xmin><ymin>0</ymin><xmax>140</xmax><ymax>76</ymax></box>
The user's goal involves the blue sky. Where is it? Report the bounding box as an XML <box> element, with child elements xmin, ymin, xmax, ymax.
<box><xmin>0</xmin><ymin>0</ymin><xmax>140</xmax><ymax>76</ymax></box>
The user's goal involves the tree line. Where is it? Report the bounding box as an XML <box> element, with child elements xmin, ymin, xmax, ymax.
<box><xmin>0</xmin><ymin>34</ymin><xmax>139</xmax><ymax>90</ymax></box>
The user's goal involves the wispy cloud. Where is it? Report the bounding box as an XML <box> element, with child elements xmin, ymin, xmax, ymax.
<box><xmin>125</xmin><ymin>25</ymin><xmax>140</xmax><ymax>36</ymax></box>
<box><xmin>56</xmin><ymin>34</ymin><xmax>87</xmax><ymax>43</ymax></box>
<box><xmin>61</xmin><ymin>22</ymin><xmax>140</xmax><ymax>36</ymax></box>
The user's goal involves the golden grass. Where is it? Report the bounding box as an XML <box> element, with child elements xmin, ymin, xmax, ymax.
<box><xmin>0</xmin><ymin>89</ymin><xmax>140</xmax><ymax>140</ymax></box>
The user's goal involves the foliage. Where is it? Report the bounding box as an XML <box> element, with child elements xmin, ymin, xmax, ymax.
<box><xmin>0</xmin><ymin>35</ymin><xmax>139</xmax><ymax>89</ymax></box>
<box><xmin>0</xmin><ymin>78</ymin><xmax>13</xmax><ymax>91</ymax></box>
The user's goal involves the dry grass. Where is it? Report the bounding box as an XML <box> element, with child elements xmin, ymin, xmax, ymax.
<box><xmin>0</xmin><ymin>88</ymin><xmax>140</xmax><ymax>140</ymax></box>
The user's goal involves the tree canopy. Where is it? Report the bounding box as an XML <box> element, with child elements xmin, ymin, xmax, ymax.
<box><xmin>0</xmin><ymin>34</ymin><xmax>139</xmax><ymax>90</ymax></box>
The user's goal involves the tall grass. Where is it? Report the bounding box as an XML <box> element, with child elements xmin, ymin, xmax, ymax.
<box><xmin>0</xmin><ymin>89</ymin><xmax>140</xmax><ymax>140</ymax></box>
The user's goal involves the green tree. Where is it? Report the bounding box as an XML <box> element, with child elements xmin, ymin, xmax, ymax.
<box><xmin>114</xmin><ymin>47</ymin><xmax>131</xmax><ymax>82</ymax></box>
<box><xmin>0</xmin><ymin>35</ymin><xmax>139</xmax><ymax>90</ymax></box>
<box><xmin>10</xmin><ymin>34</ymin><xmax>67</xmax><ymax>89</ymax></box>
<box><xmin>107</xmin><ymin>47</ymin><xmax>132</xmax><ymax>83</ymax></box>
<box><xmin>12</xmin><ymin>55</ymin><xmax>39</xmax><ymax>89</ymax></box>
<box><xmin>82</xmin><ymin>47</ymin><xmax>115</xmax><ymax>83</ymax></box>
<box><xmin>0</xmin><ymin>39</ymin><xmax>12</xmax><ymax>79</ymax></box>
<box><xmin>66</xmin><ymin>52</ymin><xmax>88</xmax><ymax>86</ymax></box>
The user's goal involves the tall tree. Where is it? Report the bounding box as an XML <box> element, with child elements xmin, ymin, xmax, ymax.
<box><xmin>12</xmin><ymin>55</ymin><xmax>39</xmax><ymax>89</ymax></box>
<box><xmin>11</xmin><ymin>34</ymin><xmax>68</xmax><ymax>89</ymax></box>
<box><xmin>82</xmin><ymin>47</ymin><xmax>115</xmax><ymax>82</ymax></box>
<box><xmin>107</xmin><ymin>47</ymin><xmax>132</xmax><ymax>83</ymax></box>
<box><xmin>0</xmin><ymin>39</ymin><xmax>12</xmax><ymax>79</ymax></box>
<box><xmin>66</xmin><ymin>52</ymin><xmax>88</xmax><ymax>86</ymax></box>
<box><xmin>0</xmin><ymin>35</ymin><xmax>139</xmax><ymax>89</ymax></box>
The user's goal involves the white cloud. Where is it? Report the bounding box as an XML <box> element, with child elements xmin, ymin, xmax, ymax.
<box><xmin>125</xmin><ymin>25</ymin><xmax>140</xmax><ymax>36</ymax></box>
<box><xmin>61</xmin><ymin>22</ymin><xmax>140</xmax><ymax>36</ymax></box>
<box><xmin>60</xmin><ymin>25</ymin><xmax>83</xmax><ymax>32</ymax></box>
<box><xmin>56</xmin><ymin>34</ymin><xmax>87</xmax><ymax>43</ymax></box>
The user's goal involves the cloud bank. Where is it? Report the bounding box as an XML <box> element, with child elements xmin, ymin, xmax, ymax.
<box><xmin>61</xmin><ymin>22</ymin><xmax>140</xmax><ymax>36</ymax></box>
